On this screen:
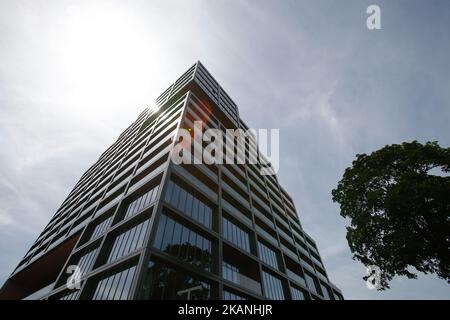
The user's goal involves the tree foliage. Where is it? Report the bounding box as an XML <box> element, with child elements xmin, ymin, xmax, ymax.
<box><xmin>332</xmin><ymin>141</ymin><xmax>450</xmax><ymax>289</ymax></box>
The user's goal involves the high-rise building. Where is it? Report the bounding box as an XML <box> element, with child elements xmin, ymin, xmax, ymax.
<box><xmin>0</xmin><ymin>61</ymin><xmax>343</xmax><ymax>300</ymax></box>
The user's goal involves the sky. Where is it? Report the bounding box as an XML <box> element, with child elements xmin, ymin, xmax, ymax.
<box><xmin>1</xmin><ymin>0</ymin><xmax>449</xmax><ymax>299</ymax></box>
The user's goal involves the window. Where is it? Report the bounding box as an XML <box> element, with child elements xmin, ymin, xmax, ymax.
<box><xmin>89</xmin><ymin>215</ymin><xmax>113</xmax><ymax>241</ymax></box>
<box><xmin>304</xmin><ymin>273</ymin><xmax>320</xmax><ymax>296</ymax></box>
<box><xmin>144</xmin><ymin>260</ymin><xmax>212</xmax><ymax>300</ymax></box>
<box><xmin>165</xmin><ymin>180</ymin><xmax>212</xmax><ymax>229</ymax></box>
<box><xmin>258</xmin><ymin>241</ymin><xmax>279</xmax><ymax>270</ymax></box>
<box><xmin>284</xmin><ymin>256</ymin><xmax>307</xmax><ymax>287</ymax></box>
<box><xmin>222</xmin><ymin>217</ymin><xmax>250</xmax><ymax>253</ymax></box>
<box><xmin>320</xmin><ymin>283</ymin><xmax>332</xmax><ymax>300</ymax></box>
<box><xmin>223</xmin><ymin>290</ymin><xmax>247</xmax><ymax>300</ymax></box>
<box><xmin>222</xmin><ymin>261</ymin><xmax>240</xmax><ymax>284</ymax></box>
<box><xmin>92</xmin><ymin>265</ymin><xmax>137</xmax><ymax>300</ymax></box>
<box><xmin>57</xmin><ymin>246</ymin><xmax>99</xmax><ymax>288</ymax></box>
<box><xmin>262</xmin><ymin>271</ymin><xmax>284</xmax><ymax>300</ymax></box>
<box><xmin>59</xmin><ymin>289</ymin><xmax>81</xmax><ymax>300</ymax></box>
<box><xmin>124</xmin><ymin>185</ymin><xmax>159</xmax><ymax>220</ymax></box>
<box><xmin>107</xmin><ymin>219</ymin><xmax>150</xmax><ymax>264</ymax></box>
<box><xmin>221</xmin><ymin>260</ymin><xmax>262</xmax><ymax>294</ymax></box>
<box><xmin>291</xmin><ymin>286</ymin><xmax>306</xmax><ymax>300</ymax></box>
<box><xmin>153</xmin><ymin>214</ymin><xmax>212</xmax><ymax>272</ymax></box>
<box><xmin>76</xmin><ymin>246</ymin><xmax>99</xmax><ymax>275</ymax></box>
<box><xmin>333</xmin><ymin>291</ymin><xmax>342</xmax><ymax>300</ymax></box>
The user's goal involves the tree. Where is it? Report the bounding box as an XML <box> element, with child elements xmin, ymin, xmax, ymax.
<box><xmin>332</xmin><ymin>141</ymin><xmax>450</xmax><ymax>289</ymax></box>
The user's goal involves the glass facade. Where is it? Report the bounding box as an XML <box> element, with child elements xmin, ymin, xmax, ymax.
<box><xmin>59</xmin><ymin>289</ymin><xmax>81</xmax><ymax>301</ymax></box>
<box><xmin>223</xmin><ymin>290</ymin><xmax>247</xmax><ymax>300</ymax></box>
<box><xmin>222</xmin><ymin>217</ymin><xmax>250</xmax><ymax>253</ymax></box>
<box><xmin>124</xmin><ymin>186</ymin><xmax>159</xmax><ymax>220</ymax></box>
<box><xmin>258</xmin><ymin>241</ymin><xmax>279</xmax><ymax>271</ymax></box>
<box><xmin>262</xmin><ymin>271</ymin><xmax>285</xmax><ymax>300</ymax></box>
<box><xmin>305</xmin><ymin>272</ymin><xmax>320</xmax><ymax>296</ymax></box>
<box><xmin>165</xmin><ymin>180</ymin><xmax>212</xmax><ymax>229</ymax></box>
<box><xmin>1</xmin><ymin>61</ymin><xmax>343</xmax><ymax>301</ymax></box>
<box><xmin>91</xmin><ymin>265</ymin><xmax>137</xmax><ymax>300</ymax></box>
<box><xmin>89</xmin><ymin>216</ymin><xmax>113</xmax><ymax>241</ymax></box>
<box><xmin>222</xmin><ymin>261</ymin><xmax>240</xmax><ymax>284</ymax></box>
<box><xmin>153</xmin><ymin>214</ymin><xmax>212</xmax><ymax>272</ymax></box>
<box><xmin>144</xmin><ymin>260</ymin><xmax>211</xmax><ymax>300</ymax></box>
<box><xmin>106</xmin><ymin>219</ymin><xmax>150</xmax><ymax>264</ymax></box>
<box><xmin>321</xmin><ymin>283</ymin><xmax>331</xmax><ymax>300</ymax></box>
<box><xmin>76</xmin><ymin>247</ymin><xmax>99</xmax><ymax>275</ymax></box>
<box><xmin>291</xmin><ymin>286</ymin><xmax>306</xmax><ymax>300</ymax></box>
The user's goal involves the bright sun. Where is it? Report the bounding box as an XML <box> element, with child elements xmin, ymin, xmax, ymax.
<box><xmin>59</xmin><ymin>4</ymin><xmax>162</xmax><ymax>114</ymax></box>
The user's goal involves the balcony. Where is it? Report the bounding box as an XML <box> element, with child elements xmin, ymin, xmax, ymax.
<box><xmin>222</xmin><ymin>244</ymin><xmax>262</xmax><ymax>295</ymax></box>
<box><xmin>286</xmin><ymin>269</ymin><xmax>306</xmax><ymax>287</ymax></box>
<box><xmin>223</xmin><ymin>262</ymin><xmax>262</xmax><ymax>295</ymax></box>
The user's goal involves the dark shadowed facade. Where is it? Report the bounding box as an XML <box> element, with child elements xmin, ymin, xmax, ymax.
<box><xmin>0</xmin><ymin>62</ymin><xmax>343</xmax><ymax>300</ymax></box>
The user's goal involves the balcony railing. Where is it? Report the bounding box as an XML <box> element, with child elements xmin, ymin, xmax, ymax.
<box><xmin>223</xmin><ymin>264</ymin><xmax>262</xmax><ymax>295</ymax></box>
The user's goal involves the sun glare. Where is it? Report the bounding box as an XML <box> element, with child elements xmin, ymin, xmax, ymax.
<box><xmin>60</xmin><ymin>4</ymin><xmax>162</xmax><ymax>114</ymax></box>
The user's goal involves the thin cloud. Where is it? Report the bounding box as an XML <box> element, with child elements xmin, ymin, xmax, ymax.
<box><xmin>1</xmin><ymin>0</ymin><xmax>449</xmax><ymax>299</ymax></box>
